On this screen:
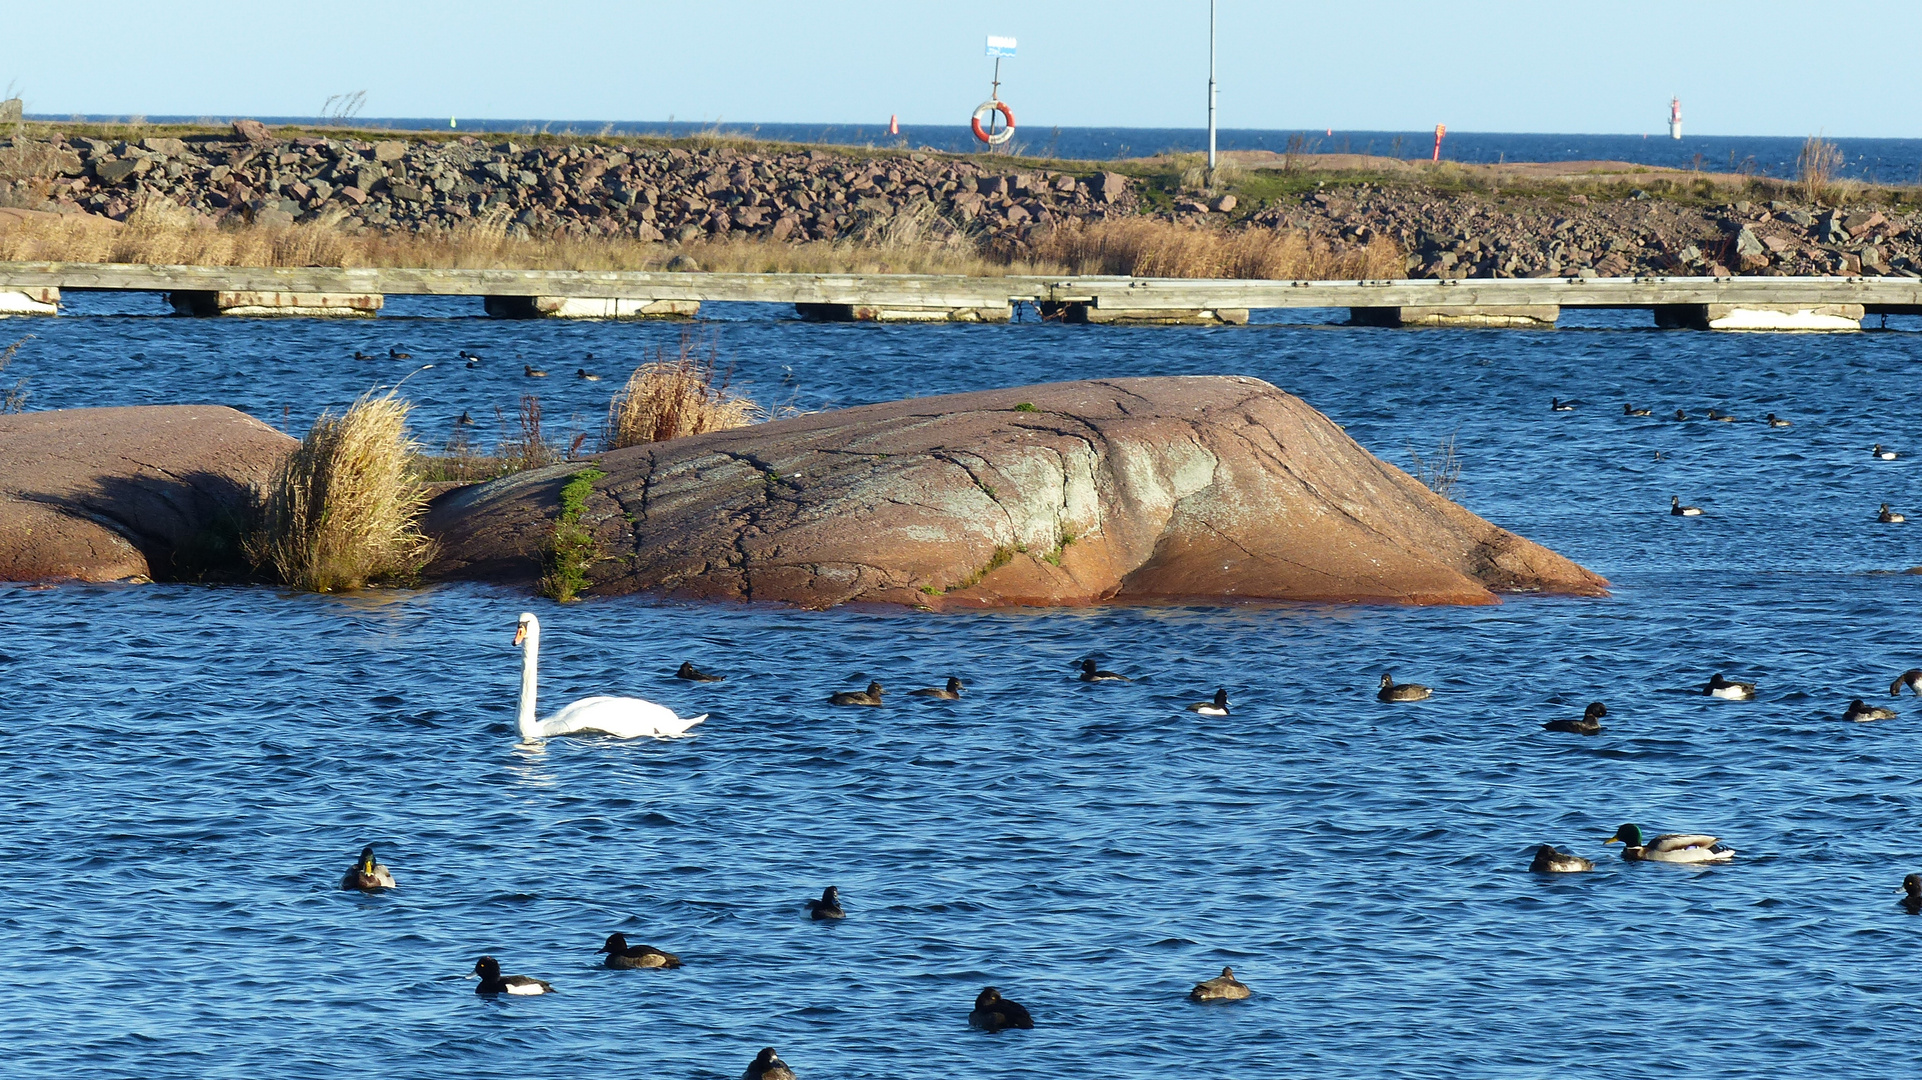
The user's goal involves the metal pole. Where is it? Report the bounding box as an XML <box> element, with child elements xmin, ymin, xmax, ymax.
<box><xmin>1207</xmin><ymin>0</ymin><xmax>1217</xmax><ymax>171</ymax></box>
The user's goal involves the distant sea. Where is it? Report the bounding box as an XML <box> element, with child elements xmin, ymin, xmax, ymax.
<box><xmin>30</xmin><ymin>115</ymin><xmax>1922</xmax><ymax>185</ymax></box>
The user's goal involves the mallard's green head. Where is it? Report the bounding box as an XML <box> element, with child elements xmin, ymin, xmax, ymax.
<box><xmin>357</xmin><ymin>845</ymin><xmax>378</xmax><ymax>873</ymax></box>
<box><xmin>1605</xmin><ymin>824</ymin><xmax>1644</xmax><ymax>847</ymax></box>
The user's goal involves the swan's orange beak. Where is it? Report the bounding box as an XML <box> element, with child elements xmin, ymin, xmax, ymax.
<box><xmin>513</xmin><ymin>624</ymin><xmax>527</xmax><ymax>646</ymax></box>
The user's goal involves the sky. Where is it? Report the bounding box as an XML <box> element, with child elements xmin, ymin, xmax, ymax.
<box><xmin>4</xmin><ymin>1</ymin><xmax>1918</xmax><ymax>138</ymax></box>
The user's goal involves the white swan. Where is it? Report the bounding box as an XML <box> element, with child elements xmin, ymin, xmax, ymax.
<box><xmin>513</xmin><ymin>612</ymin><xmax>706</xmax><ymax>740</ymax></box>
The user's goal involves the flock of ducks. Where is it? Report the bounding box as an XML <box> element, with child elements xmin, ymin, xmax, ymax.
<box><xmin>353</xmin><ymin>346</ymin><xmax>607</xmax><ymax>383</ymax></box>
<box><xmin>1552</xmin><ymin>399</ymin><xmax>1905</xmax><ymax>522</ymax></box>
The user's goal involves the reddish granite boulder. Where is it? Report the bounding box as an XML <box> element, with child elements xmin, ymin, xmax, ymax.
<box><xmin>426</xmin><ymin>376</ymin><xmax>1605</xmax><ymax>609</ymax></box>
<box><xmin>0</xmin><ymin>405</ymin><xmax>294</xmax><ymax>582</ymax></box>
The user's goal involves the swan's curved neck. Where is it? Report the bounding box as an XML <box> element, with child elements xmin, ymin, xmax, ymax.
<box><xmin>517</xmin><ymin>626</ymin><xmax>541</xmax><ymax>739</ymax></box>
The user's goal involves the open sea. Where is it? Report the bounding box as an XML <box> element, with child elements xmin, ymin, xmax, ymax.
<box><xmin>36</xmin><ymin>115</ymin><xmax>1922</xmax><ymax>186</ymax></box>
<box><xmin>5</xmin><ymin>297</ymin><xmax>1922</xmax><ymax>1078</ymax></box>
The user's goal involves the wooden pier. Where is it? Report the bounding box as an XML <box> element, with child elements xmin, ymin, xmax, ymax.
<box><xmin>2</xmin><ymin>261</ymin><xmax>1920</xmax><ymax>329</ymax></box>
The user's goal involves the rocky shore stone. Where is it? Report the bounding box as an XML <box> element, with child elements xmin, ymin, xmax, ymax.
<box><xmin>0</xmin><ymin>405</ymin><xmax>294</xmax><ymax>582</ymax></box>
<box><xmin>424</xmin><ymin>377</ymin><xmax>1606</xmax><ymax>609</ymax></box>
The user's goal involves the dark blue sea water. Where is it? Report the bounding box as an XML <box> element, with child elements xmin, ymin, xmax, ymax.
<box><xmin>35</xmin><ymin>115</ymin><xmax>1922</xmax><ymax>185</ymax></box>
<box><xmin>5</xmin><ymin>299</ymin><xmax>1922</xmax><ymax>1078</ymax></box>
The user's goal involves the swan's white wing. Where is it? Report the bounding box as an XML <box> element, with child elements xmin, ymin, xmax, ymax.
<box><xmin>541</xmin><ymin>695</ymin><xmax>707</xmax><ymax>739</ymax></box>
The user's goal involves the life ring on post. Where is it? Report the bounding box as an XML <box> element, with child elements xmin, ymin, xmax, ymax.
<box><xmin>971</xmin><ymin>99</ymin><xmax>1016</xmax><ymax>145</ymax></box>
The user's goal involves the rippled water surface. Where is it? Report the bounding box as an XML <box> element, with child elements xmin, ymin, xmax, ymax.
<box><xmin>6</xmin><ymin>300</ymin><xmax>1922</xmax><ymax>1078</ymax></box>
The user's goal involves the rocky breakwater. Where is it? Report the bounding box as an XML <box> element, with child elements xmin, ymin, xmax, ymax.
<box><xmin>0</xmin><ymin>405</ymin><xmax>293</xmax><ymax>582</ymax></box>
<box><xmin>426</xmin><ymin>376</ymin><xmax>1606</xmax><ymax>608</ymax></box>
<box><xmin>2</xmin><ymin>122</ymin><xmax>1137</xmax><ymax>247</ymax></box>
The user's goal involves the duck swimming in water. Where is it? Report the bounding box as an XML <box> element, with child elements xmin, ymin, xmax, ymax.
<box><xmin>1843</xmin><ymin>698</ymin><xmax>1898</xmax><ymax>722</ymax></box>
<box><xmin>1889</xmin><ymin>669</ymin><xmax>1922</xmax><ymax>697</ymax></box>
<box><xmin>1902</xmin><ymin>873</ymin><xmax>1922</xmax><ymax>914</ymax></box>
<box><xmin>1707</xmin><ymin>408</ymin><xmax>1738</xmax><ymax>422</ymax></box>
<box><xmin>1878</xmin><ymin>503</ymin><xmax>1906</xmax><ymax>523</ymax></box>
<box><xmin>743</xmin><ymin>1047</ymin><xmax>796</xmax><ymax>1080</ymax></box>
<box><xmin>1624</xmin><ymin>404</ymin><xmax>1653</xmax><ymax>417</ymax></box>
<box><xmin>1078</xmin><ymin>659</ymin><xmax>1129</xmax><ymax>683</ymax></box>
<box><xmin>598</xmin><ymin>932</ymin><xmax>682</xmax><ymax>969</ymax></box>
<box><xmin>524</xmin><ymin>364</ymin><xmax>549</xmax><ymax>378</ymax></box>
<box><xmin>968</xmin><ymin>987</ymin><xmax>1034</xmax><ymax>1031</ymax></box>
<box><xmin>1529</xmin><ymin>845</ymin><xmax>1595</xmax><ymax>873</ymax></box>
<box><xmin>1872</xmin><ymin>444</ymin><xmax>1897</xmax><ymax>460</ymax></box>
<box><xmin>1550</xmin><ymin>397</ymin><xmax>1576</xmax><ymax>412</ymax></box>
<box><xmin>577</xmin><ymin>368</ymin><xmax>601</xmax><ymax>381</ymax></box>
<box><xmin>805</xmin><ymin>886</ymin><xmax>844</xmax><ymax>920</ymax></box>
<box><xmin>341</xmin><ymin>845</ymin><xmax>395</xmax><ymax>891</ymax></box>
<box><xmin>676</xmin><ymin>661</ymin><xmax>725</xmax><ymax>682</ymax></box>
<box><xmin>909</xmin><ymin>677</ymin><xmax>964</xmax><ymax>699</ymax></box>
<box><xmin>828</xmin><ymin>681</ymin><xmax>883</xmax><ymax>706</ymax></box>
<box><xmin>1189</xmin><ymin>966</ymin><xmax>1252</xmax><ymax>1001</ymax></box>
<box><xmin>1188</xmin><ymin>689</ymin><xmax>1230</xmax><ymax>716</ymax></box>
<box><xmin>1672</xmin><ymin>409</ymin><xmax>1689</xmax><ymax>421</ymax></box>
<box><xmin>1671</xmin><ymin>496</ymin><xmax>1704</xmax><ymax>517</ymax></box>
<box><xmin>472</xmin><ymin>956</ymin><xmax>554</xmax><ymax>995</ymax></box>
<box><xmin>1765</xmin><ymin>413</ymin><xmax>1791</xmax><ymax>427</ymax></box>
<box><xmin>1604</xmin><ymin>824</ymin><xmax>1735</xmax><ymax>864</ymax></box>
<box><xmin>1377</xmin><ymin>673</ymin><xmax>1431</xmax><ymax>702</ymax></box>
<box><xmin>1543</xmin><ymin>701</ymin><xmax>1606</xmax><ymax>735</ymax></box>
<box><xmin>1703</xmin><ymin>672</ymin><xmax>1756</xmax><ymax>700</ymax></box>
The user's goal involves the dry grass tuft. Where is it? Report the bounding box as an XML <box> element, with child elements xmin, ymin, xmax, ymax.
<box><xmin>1798</xmin><ymin>135</ymin><xmax>1843</xmax><ymax>203</ymax></box>
<box><xmin>1034</xmin><ymin>218</ymin><xmax>1403</xmax><ymax>280</ymax></box>
<box><xmin>0</xmin><ymin>334</ymin><xmax>28</xmax><ymax>412</ymax></box>
<box><xmin>607</xmin><ymin>329</ymin><xmax>760</xmax><ymax>448</ymax></box>
<box><xmin>251</xmin><ymin>388</ymin><xmax>434</xmax><ymax>591</ymax></box>
<box><xmin>1408</xmin><ymin>429</ymin><xmax>1463</xmax><ymax>499</ymax></box>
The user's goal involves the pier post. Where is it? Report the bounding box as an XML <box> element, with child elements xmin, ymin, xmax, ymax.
<box><xmin>0</xmin><ymin>286</ymin><xmax>59</xmax><ymax>316</ymax></box>
<box><xmin>167</xmin><ymin>290</ymin><xmax>382</xmax><ymax>317</ymax></box>
<box><xmin>1349</xmin><ymin>305</ymin><xmax>1559</xmax><ymax>328</ymax></box>
<box><xmin>795</xmin><ymin>302</ymin><xmax>1011</xmax><ymax>323</ymax></box>
<box><xmin>483</xmin><ymin>296</ymin><xmax>700</xmax><ymax>319</ymax></box>
<box><xmin>1654</xmin><ymin>303</ymin><xmax>1863</xmax><ymax>331</ymax></box>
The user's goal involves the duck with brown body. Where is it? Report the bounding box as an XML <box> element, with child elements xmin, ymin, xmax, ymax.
<box><xmin>1189</xmin><ymin>966</ymin><xmax>1252</xmax><ymax>1001</ymax></box>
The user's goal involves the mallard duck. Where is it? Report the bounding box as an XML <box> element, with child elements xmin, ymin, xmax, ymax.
<box><xmin>1765</xmin><ymin>413</ymin><xmax>1791</xmax><ymax>427</ymax></box>
<box><xmin>805</xmin><ymin>886</ymin><xmax>844</xmax><ymax>920</ymax></box>
<box><xmin>524</xmin><ymin>364</ymin><xmax>549</xmax><ymax>378</ymax></box>
<box><xmin>1890</xmin><ymin>669</ymin><xmax>1922</xmax><ymax>697</ymax></box>
<box><xmin>1624</xmin><ymin>404</ymin><xmax>1653</xmax><ymax>417</ymax></box>
<box><xmin>1671</xmin><ymin>496</ymin><xmax>1704</xmax><ymax>517</ymax></box>
<box><xmin>1189</xmin><ymin>966</ymin><xmax>1252</xmax><ymax>1001</ymax></box>
<box><xmin>1703</xmin><ymin>673</ymin><xmax>1756</xmax><ymax>700</ymax></box>
<box><xmin>909</xmin><ymin>677</ymin><xmax>964</xmax><ymax>699</ymax></box>
<box><xmin>1187</xmin><ymin>688</ymin><xmax>1230</xmax><ymax>716</ymax></box>
<box><xmin>1377</xmin><ymin>673</ymin><xmax>1431</xmax><ymax>702</ymax></box>
<box><xmin>1529</xmin><ymin>845</ymin><xmax>1595</xmax><ymax>873</ymax></box>
<box><xmin>472</xmin><ymin>956</ymin><xmax>554</xmax><ymax>995</ymax></box>
<box><xmin>1902</xmin><ymin>873</ymin><xmax>1922</xmax><ymax>914</ymax></box>
<box><xmin>1872</xmin><ymin>444</ymin><xmax>1897</xmax><ymax>460</ymax></box>
<box><xmin>968</xmin><ymin>987</ymin><xmax>1034</xmax><ymax>1031</ymax></box>
<box><xmin>1078</xmin><ymin>659</ymin><xmax>1129</xmax><ymax>682</ymax></box>
<box><xmin>676</xmin><ymin>661</ymin><xmax>725</xmax><ymax>682</ymax></box>
<box><xmin>1551</xmin><ymin>397</ymin><xmax>1576</xmax><ymax>412</ymax></box>
<box><xmin>1843</xmin><ymin>698</ymin><xmax>1897</xmax><ymax>722</ymax></box>
<box><xmin>828</xmin><ymin>681</ymin><xmax>883</xmax><ymax>706</ymax></box>
<box><xmin>1878</xmin><ymin>503</ymin><xmax>1906</xmax><ymax>523</ymax></box>
<box><xmin>340</xmin><ymin>844</ymin><xmax>395</xmax><ymax>891</ymax></box>
<box><xmin>598</xmin><ymin>932</ymin><xmax>682</xmax><ymax>969</ymax></box>
<box><xmin>1543</xmin><ymin>701</ymin><xmax>1606</xmax><ymax>734</ymax></box>
<box><xmin>1604</xmin><ymin>824</ymin><xmax>1734</xmax><ymax>864</ymax></box>
<box><xmin>743</xmin><ymin>1047</ymin><xmax>796</xmax><ymax>1080</ymax></box>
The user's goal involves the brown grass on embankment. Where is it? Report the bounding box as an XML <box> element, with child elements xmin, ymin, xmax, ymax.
<box><xmin>608</xmin><ymin>330</ymin><xmax>760</xmax><ymax>449</ymax></box>
<box><xmin>250</xmin><ymin>389</ymin><xmax>434</xmax><ymax>592</ymax></box>
<box><xmin>0</xmin><ymin>197</ymin><xmax>1395</xmax><ymax>281</ymax></box>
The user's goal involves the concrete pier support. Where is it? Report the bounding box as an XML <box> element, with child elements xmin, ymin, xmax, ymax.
<box><xmin>1349</xmin><ymin>305</ymin><xmax>1559</xmax><ymax>328</ymax></box>
<box><xmin>1040</xmin><ymin>302</ymin><xmax>1248</xmax><ymax>326</ymax></box>
<box><xmin>1654</xmin><ymin>303</ymin><xmax>1863</xmax><ymax>331</ymax></box>
<box><xmin>795</xmin><ymin>302</ymin><xmax>1010</xmax><ymax>323</ymax></box>
<box><xmin>0</xmin><ymin>287</ymin><xmax>59</xmax><ymax>316</ymax></box>
<box><xmin>167</xmin><ymin>290</ymin><xmax>382</xmax><ymax>317</ymax></box>
<box><xmin>484</xmin><ymin>296</ymin><xmax>699</xmax><ymax>319</ymax></box>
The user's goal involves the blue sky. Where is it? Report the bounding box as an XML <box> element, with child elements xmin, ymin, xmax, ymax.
<box><xmin>4</xmin><ymin>1</ymin><xmax>1917</xmax><ymax>137</ymax></box>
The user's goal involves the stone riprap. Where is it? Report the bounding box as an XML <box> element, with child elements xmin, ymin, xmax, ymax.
<box><xmin>424</xmin><ymin>376</ymin><xmax>1607</xmax><ymax>609</ymax></box>
<box><xmin>0</xmin><ymin>122</ymin><xmax>1138</xmax><ymax>246</ymax></box>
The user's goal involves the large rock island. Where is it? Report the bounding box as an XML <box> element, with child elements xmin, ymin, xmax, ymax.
<box><xmin>427</xmin><ymin>376</ymin><xmax>1606</xmax><ymax>607</ymax></box>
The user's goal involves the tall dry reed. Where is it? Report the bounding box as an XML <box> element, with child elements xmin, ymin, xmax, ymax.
<box><xmin>251</xmin><ymin>389</ymin><xmax>434</xmax><ymax>591</ymax></box>
<box><xmin>607</xmin><ymin>330</ymin><xmax>759</xmax><ymax>448</ymax></box>
<box><xmin>1798</xmin><ymin>135</ymin><xmax>1843</xmax><ymax>203</ymax></box>
<box><xmin>1033</xmin><ymin>218</ymin><xmax>1404</xmax><ymax>280</ymax></box>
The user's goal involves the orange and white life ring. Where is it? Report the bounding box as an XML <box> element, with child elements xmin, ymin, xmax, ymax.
<box><xmin>971</xmin><ymin>99</ymin><xmax>1016</xmax><ymax>145</ymax></box>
